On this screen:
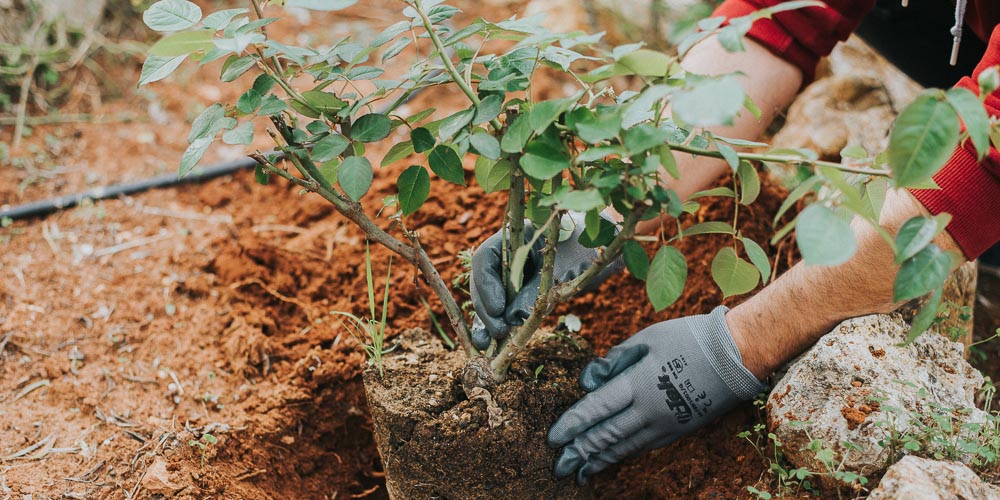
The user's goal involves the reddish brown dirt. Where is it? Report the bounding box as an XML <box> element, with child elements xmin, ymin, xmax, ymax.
<box><xmin>0</xmin><ymin>1</ymin><xmax>797</xmax><ymax>498</ymax></box>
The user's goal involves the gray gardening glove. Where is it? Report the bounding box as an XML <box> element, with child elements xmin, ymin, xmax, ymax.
<box><xmin>548</xmin><ymin>306</ymin><xmax>767</xmax><ymax>484</ymax></box>
<box><xmin>469</xmin><ymin>211</ymin><xmax>624</xmax><ymax>350</ymax></box>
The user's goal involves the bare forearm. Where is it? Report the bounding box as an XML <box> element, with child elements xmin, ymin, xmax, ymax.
<box><xmin>632</xmin><ymin>35</ymin><xmax>802</xmax><ymax>233</ymax></box>
<box><xmin>726</xmin><ymin>190</ymin><xmax>962</xmax><ymax>379</ymax></box>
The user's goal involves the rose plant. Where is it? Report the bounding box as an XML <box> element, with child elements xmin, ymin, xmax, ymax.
<box><xmin>138</xmin><ymin>0</ymin><xmax>990</xmax><ymax>388</ymax></box>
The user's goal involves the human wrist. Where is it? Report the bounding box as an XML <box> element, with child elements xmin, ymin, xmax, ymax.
<box><xmin>723</xmin><ymin>304</ymin><xmax>773</xmax><ymax>381</ymax></box>
<box><xmin>694</xmin><ymin>306</ymin><xmax>767</xmax><ymax>400</ymax></box>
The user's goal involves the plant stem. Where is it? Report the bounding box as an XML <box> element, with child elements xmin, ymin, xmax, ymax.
<box><xmin>490</xmin><ymin>208</ymin><xmax>644</xmax><ymax>378</ymax></box>
<box><xmin>412</xmin><ymin>0</ymin><xmax>503</xmax><ymax>132</ymax></box>
<box><xmin>505</xmin><ymin>160</ymin><xmax>526</xmax><ymax>301</ymax></box>
<box><xmin>668</xmin><ymin>143</ymin><xmax>893</xmax><ymax>177</ymax></box>
<box><xmin>537</xmin><ymin>177</ymin><xmax>562</xmax><ymax>298</ymax></box>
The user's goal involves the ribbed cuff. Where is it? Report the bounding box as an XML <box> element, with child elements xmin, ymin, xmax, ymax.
<box><xmin>692</xmin><ymin>306</ymin><xmax>768</xmax><ymax>400</ymax></box>
<box><xmin>712</xmin><ymin>0</ymin><xmax>820</xmax><ymax>82</ymax></box>
<box><xmin>909</xmin><ymin>142</ymin><xmax>1000</xmax><ymax>260</ymax></box>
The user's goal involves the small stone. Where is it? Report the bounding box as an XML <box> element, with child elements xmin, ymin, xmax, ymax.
<box><xmin>428</xmin><ymin>374</ymin><xmax>438</xmax><ymax>383</ymax></box>
<box><xmin>868</xmin><ymin>456</ymin><xmax>1000</xmax><ymax>499</ymax></box>
<box><xmin>140</xmin><ymin>458</ymin><xmax>180</xmax><ymax>496</ymax></box>
<box><xmin>281</xmin><ymin>435</ymin><xmax>295</xmax><ymax>445</ymax></box>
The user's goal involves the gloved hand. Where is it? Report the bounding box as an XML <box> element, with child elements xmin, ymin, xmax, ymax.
<box><xmin>469</xmin><ymin>211</ymin><xmax>623</xmax><ymax>349</ymax></box>
<box><xmin>548</xmin><ymin>306</ymin><xmax>766</xmax><ymax>484</ymax></box>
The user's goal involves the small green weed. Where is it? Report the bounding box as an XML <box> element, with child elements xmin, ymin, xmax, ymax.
<box><xmin>331</xmin><ymin>243</ymin><xmax>395</xmax><ymax>377</ymax></box>
<box><xmin>189</xmin><ymin>433</ymin><xmax>217</xmax><ymax>467</ymax></box>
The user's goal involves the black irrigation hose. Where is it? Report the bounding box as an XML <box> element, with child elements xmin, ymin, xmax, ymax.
<box><xmin>0</xmin><ymin>61</ymin><xmax>439</xmax><ymax>223</ymax></box>
<box><xmin>0</xmin><ymin>154</ymin><xmax>276</xmax><ymax>221</ymax></box>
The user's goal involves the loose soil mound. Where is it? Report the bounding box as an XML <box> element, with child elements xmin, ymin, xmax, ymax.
<box><xmin>365</xmin><ymin>328</ymin><xmax>591</xmax><ymax>499</ymax></box>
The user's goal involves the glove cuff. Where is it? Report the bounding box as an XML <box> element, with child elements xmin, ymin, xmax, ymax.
<box><xmin>692</xmin><ymin>306</ymin><xmax>768</xmax><ymax>401</ymax></box>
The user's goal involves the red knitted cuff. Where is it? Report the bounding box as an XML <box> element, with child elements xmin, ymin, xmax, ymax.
<box><xmin>712</xmin><ymin>0</ymin><xmax>820</xmax><ymax>82</ymax></box>
<box><xmin>909</xmin><ymin>144</ymin><xmax>1000</xmax><ymax>260</ymax></box>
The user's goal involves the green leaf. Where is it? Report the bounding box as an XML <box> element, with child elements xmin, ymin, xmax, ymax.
<box><xmin>437</xmin><ymin>108</ymin><xmax>475</xmax><ymax>140</ymax></box>
<box><xmin>796</xmin><ymin>204</ymin><xmax>856</xmax><ymax>266</ymax></box>
<box><xmin>411</xmin><ymin>127</ymin><xmax>435</xmax><ymax>153</ymax></box>
<box><xmin>616</xmin><ymin>49</ymin><xmax>672</xmax><ymax>77</ymax></box>
<box><xmin>895</xmin><ymin>216</ymin><xmax>939</xmax><ymax>264</ymax></box>
<box><xmin>711</xmin><ymin>247</ymin><xmax>759</xmax><ymax>298</ymax></box>
<box><xmin>179</xmin><ymin>136</ymin><xmax>212</xmax><ymax>177</ymax></box>
<box><xmin>150</xmin><ymin>30</ymin><xmax>215</xmax><ymax>56</ymax></box>
<box><xmin>888</xmin><ymin>92</ymin><xmax>960</xmax><ymax>187</ymax></box>
<box><xmin>312</xmin><ymin>134</ymin><xmax>349</xmax><ymax>162</ymax></box>
<box><xmin>673</xmin><ymin>77</ymin><xmax>746</xmax><ymax>127</ymax></box>
<box><xmin>470</xmin><ymin>132</ymin><xmax>501</xmax><ymax>160</ymax></box>
<box><xmin>257</xmin><ymin>95</ymin><xmax>287</xmax><ymax>115</ymax></box>
<box><xmin>509</xmin><ymin>244</ymin><xmax>533</xmax><ymax>294</ymax></box>
<box><xmin>298</xmin><ymin>90</ymin><xmax>347</xmax><ymax>118</ymax></box>
<box><xmin>681</xmin><ymin>221</ymin><xmax>735</xmax><ymax>237</ymax></box>
<box><xmin>623</xmin><ymin>124</ymin><xmax>669</xmax><ymax>154</ymax></box>
<box><xmin>774</xmin><ymin>176</ymin><xmax>821</xmax><ymax>226</ymax></box>
<box><xmin>568</xmin><ymin>106</ymin><xmax>621</xmax><ymax>144</ymax></box>
<box><xmin>528</xmin><ymin>95</ymin><xmax>577</xmax><ymax>134</ymax></box>
<box><xmin>575</xmin><ymin>145</ymin><xmax>623</xmax><ymax>164</ymax></box>
<box><xmin>717</xmin><ymin>142</ymin><xmax>740</xmax><ymax>171</ymax></box>
<box><xmin>902</xmin><ymin>288</ymin><xmax>943</xmax><ymax>345</ymax></box>
<box><xmin>188</xmin><ymin>104</ymin><xmax>235</xmax><ymax>142</ymax></box>
<box><xmin>220</xmin><ymin>55</ymin><xmax>256</xmax><ymax>82</ymax></box>
<box><xmin>474</xmin><ymin>157</ymin><xmax>510</xmax><ymax>193</ymax></box>
<box><xmin>474</xmin><ymin>94</ymin><xmax>503</xmax><ymax>125</ymax></box>
<box><xmin>428</xmin><ymin>145</ymin><xmax>466</xmax><ymax>185</ymax></box>
<box><xmin>586</xmin><ymin>49</ymin><xmax>675</xmax><ymax>80</ymax></box>
<box><xmin>658</xmin><ymin>146</ymin><xmax>680</xmax><ymax>179</ymax></box>
<box><xmin>740</xmin><ymin>237</ymin><xmax>772</xmax><ymax>284</ymax></box>
<box><xmin>254</xmin><ymin>164</ymin><xmax>270</xmax><ymax>185</ymax></box>
<box><xmin>551</xmin><ymin>189</ymin><xmax>604</xmax><ymax>212</ymax></box>
<box><xmin>222</xmin><ymin>122</ymin><xmax>254</xmax><ymax>145</ymax></box>
<box><xmin>285</xmin><ymin>0</ymin><xmax>357</xmax><ymax>11</ymax></box>
<box><xmin>647</xmin><ymin>246</ymin><xmax>687</xmax><ymax>311</ymax></box>
<box><xmin>894</xmin><ymin>244</ymin><xmax>952</xmax><ymax>302</ymax></box>
<box><xmin>202</xmin><ymin>8</ymin><xmax>247</xmax><ymax>30</ymax></box>
<box><xmin>945</xmin><ymin>87</ymin><xmax>990</xmax><ymax>159</ymax></box>
<box><xmin>577</xmin><ymin>218</ymin><xmax>616</xmax><ymax>248</ymax></box>
<box><xmin>623</xmin><ymin>240</ymin><xmax>649</xmax><ymax>281</ymax></box>
<box><xmin>521</xmin><ymin>129</ymin><xmax>570</xmax><ymax>180</ymax></box>
<box><xmin>689</xmin><ymin>187</ymin><xmax>736</xmax><ymax>199</ymax></box>
<box><xmin>144</xmin><ymin>0</ymin><xmax>202</xmax><ymax>32</ymax></box>
<box><xmin>840</xmin><ymin>145</ymin><xmax>868</xmax><ymax>160</ymax></box>
<box><xmin>860</xmin><ymin>178</ymin><xmax>888</xmax><ymax>222</ymax></box>
<box><xmin>381</xmin><ymin>141</ymin><xmax>414</xmax><ymax>166</ymax></box>
<box><xmin>500</xmin><ymin>113</ymin><xmax>531</xmax><ymax>153</ymax></box>
<box><xmin>371</xmin><ymin>20</ymin><xmax>410</xmax><ymax>47</ymax></box>
<box><xmin>979</xmin><ymin>66</ymin><xmax>1000</xmax><ymax>95</ymax></box>
<box><xmin>138</xmin><ymin>54</ymin><xmax>187</xmax><ymax>86</ymax></box>
<box><xmin>397</xmin><ymin>165</ymin><xmax>430</xmax><ymax>216</ymax></box>
<box><xmin>236</xmin><ymin>89</ymin><xmax>262</xmax><ymax>114</ymax></box>
<box><xmin>352</xmin><ymin>114</ymin><xmax>392</xmax><ymax>142</ymax></box>
<box><xmin>338</xmin><ymin>156</ymin><xmax>373</xmax><ymax>201</ymax></box>
<box><xmin>381</xmin><ymin>37</ymin><xmax>411</xmax><ymax>63</ymax></box>
<box><xmin>319</xmin><ymin>159</ymin><xmax>339</xmax><ymax>185</ymax></box>
<box><xmin>737</xmin><ymin>162</ymin><xmax>760</xmax><ymax>205</ymax></box>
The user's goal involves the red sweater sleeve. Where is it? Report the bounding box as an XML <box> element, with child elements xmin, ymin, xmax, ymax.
<box><xmin>712</xmin><ymin>0</ymin><xmax>875</xmax><ymax>80</ymax></box>
<box><xmin>909</xmin><ymin>25</ymin><xmax>1000</xmax><ymax>260</ymax></box>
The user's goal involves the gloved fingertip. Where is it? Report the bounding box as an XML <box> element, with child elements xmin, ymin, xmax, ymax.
<box><xmin>553</xmin><ymin>448</ymin><xmax>582</xmax><ymax>479</ymax></box>
<box><xmin>579</xmin><ymin>360</ymin><xmax>609</xmax><ymax>392</ymax></box>
<box><xmin>575</xmin><ymin>465</ymin><xmax>591</xmax><ymax>486</ymax></box>
<box><xmin>547</xmin><ymin>425</ymin><xmax>565</xmax><ymax>448</ymax></box>
<box><xmin>471</xmin><ymin>326</ymin><xmax>492</xmax><ymax>351</ymax></box>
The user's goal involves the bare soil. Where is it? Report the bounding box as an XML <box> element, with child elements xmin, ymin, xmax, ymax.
<box><xmin>1</xmin><ymin>1</ymin><xmax>806</xmax><ymax>498</ymax></box>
